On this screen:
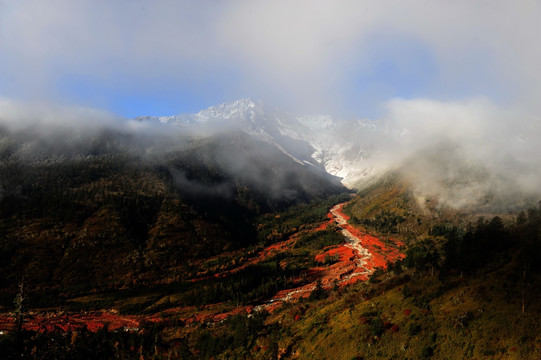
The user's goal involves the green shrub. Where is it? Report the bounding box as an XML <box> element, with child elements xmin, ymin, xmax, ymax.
<box><xmin>369</xmin><ymin>317</ymin><xmax>385</xmax><ymax>337</ymax></box>
<box><xmin>421</xmin><ymin>345</ymin><xmax>434</xmax><ymax>358</ymax></box>
<box><xmin>369</xmin><ymin>268</ymin><xmax>384</xmax><ymax>283</ymax></box>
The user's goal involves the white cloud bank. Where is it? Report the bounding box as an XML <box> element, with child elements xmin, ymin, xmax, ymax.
<box><xmin>1</xmin><ymin>1</ymin><xmax>541</xmax><ymax>115</ymax></box>
<box><xmin>1</xmin><ymin>0</ymin><xmax>541</xmax><ymax>210</ymax></box>
<box><xmin>368</xmin><ymin>97</ymin><xmax>541</xmax><ymax>210</ymax></box>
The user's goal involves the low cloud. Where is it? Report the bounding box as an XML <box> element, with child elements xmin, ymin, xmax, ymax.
<box><xmin>362</xmin><ymin>97</ymin><xmax>541</xmax><ymax>211</ymax></box>
<box><xmin>0</xmin><ymin>98</ymin><xmax>121</xmax><ymax>131</ymax></box>
<box><xmin>0</xmin><ymin>98</ymin><xmax>182</xmax><ymax>136</ymax></box>
<box><xmin>2</xmin><ymin>1</ymin><xmax>541</xmax><ymax>116</ymax></box>
<box><xmin>1</xmin><ymin>95</ymin><xmax>540</xmax><ymax>212</ymax></box>
<box><xmin>0</xmin><ymin>98</ymin><xmax>191</xmax><ymax>165</ymax></box>
<box><xmin>379</xmin><ymin>97</ymin><xmax>541</xmax><ymax>174</ymax></box>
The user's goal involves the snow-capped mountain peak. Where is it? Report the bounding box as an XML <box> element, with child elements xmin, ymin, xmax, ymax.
<box><xmin>134</xmin><ymin>99</ymin><xmax>261</xmax><ymax>127</ymax></box>
<box><xmin>296</xmin><ymin>115</ymin><xmax>335</xmax><ymax>131</ymax></box>
<box><xmin>196</xmin><ymin>98</ymin><xmax>259</xmax><ymax>122</ymax></box>
<box><xmin>195</xmin><ymin>99</ymin><xmax>273</xmax><ymax>136</ymax></box>
<box><xmin>135</xmin><ymin>99</ymin><xmax>379</xmax><ymax>187</ymax></box>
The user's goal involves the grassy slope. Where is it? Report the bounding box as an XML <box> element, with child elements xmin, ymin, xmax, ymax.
<box><xmin>2</xmin><ymin>159</ymin><xmax>540</xmax><ymax>359</ymax></box>
<box><xmin>267</xmin><ymin>257</ymin><xmax>540</xmax><ymax>359</ymax></box>
<box><xmin>344</xmin><ymin>171</ymin><xmax>474</xmax><ymax>241</ymax></box>
<box><xmin>260</xmin><ymin>171</ymin><xmax>541</xmax><ymax>359</ymax></box>
<box><xmin>174</xmin><ymin>170</ymin><xmax>540</xmax><ymax>359</ymax></box>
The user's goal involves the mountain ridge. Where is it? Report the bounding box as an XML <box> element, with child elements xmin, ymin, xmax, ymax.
<box><xmin>135</xmin><ymin>99</ymin><xmax>380</xmax><ymax>187</ymax></box>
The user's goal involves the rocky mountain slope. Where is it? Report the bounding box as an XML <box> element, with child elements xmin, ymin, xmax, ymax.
<box><xmin>1</xmin><ymin>100</ymin><xmax>540</xmax><ymax>359</ymax></box>
<box><xmin>135</xmin><ymin>99</ymin><xmax>541</xmax><ymax>213</ymax></box>
<box><xmin>136</xmin><ymin>99</ymin><xmax>380</xmax><ymax>187</ymax></box>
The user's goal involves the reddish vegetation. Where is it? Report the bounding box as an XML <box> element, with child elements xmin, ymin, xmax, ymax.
<box><xmin>314</xmin><ymin>246</ymin><xmax>356</xmax><ymax>263</ymax></box>
<box><xmin>190</xmin><ymin>201</ymin><xmax>404</xmax><ymax>315</ymax></box>
<box><xmin>187</xmin><ymin>201</ymin><xmax>405</xmax><ymax>315</ymax></box>
<box><xmin>331</xmin><ymin>203</ymin><xmax>405</xmax><ymax>271</ymax></box>
<box><xmin>313</xmin><ymin>212</ymin><xmax>335</xmax><ymax>231</ymax></box>
<box><xmin>257</xmin><ymin>202</ymin><xmax>405</xmax><ymax>312</ymax></box>
<box><xmin>0</xmin><ymin>311</ymin><xmax>161</xmax><ymax>334</ymax></box>
<box><xmin>0</xmin><ymin>200</ymin><xmax>406</xmax><ymax>332</ymax></box>
<box><xmin>190</xmin><ymin>233</ymin><xmax>299</xmax><ymax>283</ymax></box>
<box><xmin>184</xmin><ymin>305</ymin><xmax>254</xmax><ymax>324</ymax></box>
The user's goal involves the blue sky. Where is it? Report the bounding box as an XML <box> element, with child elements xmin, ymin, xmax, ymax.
<box><xmin>1</xmin><ymin>0</ymin><xmax>540</xmax><ymax>119</ymax></box>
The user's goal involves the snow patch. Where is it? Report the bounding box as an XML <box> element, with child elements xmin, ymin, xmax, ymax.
<box><xmin>135</xmin><ymin>99</ymin><xmax>382</xmax><ymax>187</ymax></box>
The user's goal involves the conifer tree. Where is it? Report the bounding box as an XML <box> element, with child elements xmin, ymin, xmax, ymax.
<box><xmin>14</xmin><ymin>274</ymin><xmax>25</xmax><ymax>333</ymax></box>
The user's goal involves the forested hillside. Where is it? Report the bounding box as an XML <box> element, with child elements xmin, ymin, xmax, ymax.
<box><xmin>0</xmin><ymin>128</ymin><xmax>346</xmax><ymax>309</ymax></box>
<box><xmin>1</xmin><ymin>164</ymin><xmax>539</xmax><ymax>359</ymax></box>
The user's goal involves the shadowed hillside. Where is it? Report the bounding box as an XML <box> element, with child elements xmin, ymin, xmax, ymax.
<box><xmin>0</xmin><ymin>128</ymin><xmax>346</xmax><ymax>309</ymax></box>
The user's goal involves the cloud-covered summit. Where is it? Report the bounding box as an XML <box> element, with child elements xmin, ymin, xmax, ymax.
<box><xmin>2</xmin><ymin>1</ymin><xmax>541</xmax><ymax>211</ymax></box>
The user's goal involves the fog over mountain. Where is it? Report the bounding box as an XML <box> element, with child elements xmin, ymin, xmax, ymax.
<box><xmin>0</xmin><ymin>98</ymin><xmax>348</xmax><ymax>208</ymax></box>
<box><xmin>2</xmin><ymin>1</ymin><xmax>541</xmax><ymax>212</ymax></box>
<box><xmin>1</xmin><ymin>95</ymin><xmax>540</xmax><ymax>212</ymax></box>
<box><xmin>134</xmin><ymin>99</ymin><xmax>378</xmax><ymax>187</ymax></box>
<box><xmin>2</xmin><ymin>4</ymin><xmax>541</xmax><ymax>358</ymax></box>
<box><xmin>134</xmin><ymin>97</ymin><xmax>541</xmax><ymax>212</ymax></box>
